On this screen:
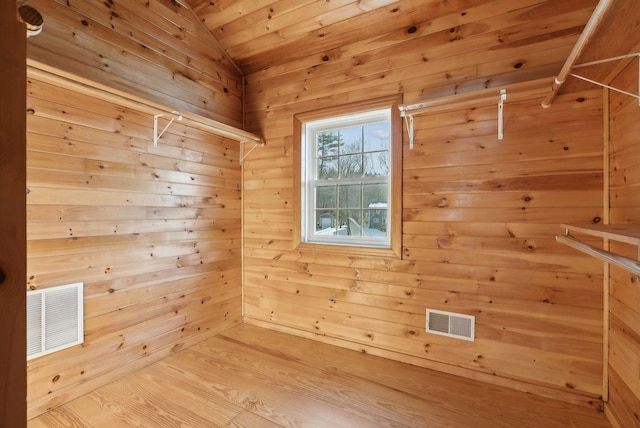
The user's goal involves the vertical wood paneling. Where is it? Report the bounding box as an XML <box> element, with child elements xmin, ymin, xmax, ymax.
<box><xmin>26</xmin><ymin>0</ymin><xmax>243</xmax><ymax>127</ymax></box>
<box><xmin>606</xmin><ymin>59</ymin><xmax>640</xmax><ymax>428</ymax></box>
<box><xmin>25</xmin><ymin>72</ymin><xmax>243</xmax><ymax>419</ymax></box>
<box><xmin>244</xmin><ymin>42</ymin><xmax>606</xmax><ymax>406</ymax></box>
<box><xmin>0</xmin><ymin>2</ymin><xmax>27</xmax><ymax>427</ymax></box>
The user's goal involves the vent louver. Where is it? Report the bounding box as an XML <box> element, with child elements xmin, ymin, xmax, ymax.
<box><xmin>27</xmin><ymin>282</ymin><xmax>84</xmax><ymax>360</ymax></box>
<box><xmin>426</xmin><ymin>309</ymin><xmax>475</xmax><ymax>341</ymax></box>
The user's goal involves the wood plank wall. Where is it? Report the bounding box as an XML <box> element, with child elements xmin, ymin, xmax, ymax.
<box><xmin>25</xmin><ymin>71</ymin><xmax>243</xmax><ymax>419</ymax></box>
<box><xmin>0</xmin><ymin>2</ymin><xmax>27</xmax><ymax>426</ymax></box>
<box><xmin>19</xmin><ymin>0</ymin><xmax>622</xmax><ymax>420</ymax></box>
<box><xmin>242</xmin><ymin>11</ymin><xmax>607</xmax><ymax>405</ymax></box>
<box><xmin>23</xmin><ymin>0</ymin><xmax>246</xmax><ymax>419</ymax></box>
<box><xmin>606</xmin><ymin>59</ymin><xmax>640</xmax><ymax>428</ymax></box>
<box><xmin>26</xmin><ymin>0</ymin><xmax>243</xmax><ymax>127</ymax></box>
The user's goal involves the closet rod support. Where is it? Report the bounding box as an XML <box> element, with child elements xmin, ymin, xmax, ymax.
<box><xmin>498</xmin><ymin>89</ymin><xmax>506</xmax><ymax>140</ymax></box>
<box><xmin>569</xmin><ymin>71</ymin><xmax>640</xmax><ymax>105</ymax></box>
<box><xmin>402</xmin><ymin>114</ymin><xmax>414</xmax><ymax>150</ymax></box>
<box><xmin>153</xmin><ymin>111</ymin><xmax>182</xmax><ymax>147</ymax></box>
<box><xmin>240</xmin><ymin>140</ymin><xmax>266</xmax><ymax>165</ymax></box>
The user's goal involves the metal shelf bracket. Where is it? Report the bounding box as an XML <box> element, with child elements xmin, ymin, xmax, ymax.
<box><xmin>153</xmin><ymin>111</ymin><xmax>183</xmax><ymax>147</ymax></box>
<box><xmin>498</xmin><ymin>89</ymin><xmax>507</xmax><ymax>140</ymax></box>
<box><xmin>570</xmin><ymin>53</ymin><xmax>640</xmax><ymax>106</ymax></box>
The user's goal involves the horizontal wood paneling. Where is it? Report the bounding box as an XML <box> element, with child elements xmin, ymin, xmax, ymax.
<box><xmin>243</xmin><ymin>25</ymin><xmax>607</xmax><ymax>404</ymax></box>
<box><xmin>26</xmin><ymin>0</ymin><xmax>243</xmax><ymax>126</ymax></box>
<box><xmin>606</xmin><ymin>58</ymin><xmax>640</xmax><ymax>428</ymax></box>
<box><xmin>26</xmin><ymin>72</ymin><xmax>243</xmax><ymax>419</ymax></box>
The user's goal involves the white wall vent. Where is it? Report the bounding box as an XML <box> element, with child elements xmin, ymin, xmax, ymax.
<box><xmin>426</xmin><ymin>309</ymin><xmax>475</xmax><ymax>341</ymax></box>
<box><xmin>27</xmin><ymin>282</ymin><xmax>84</xmax><ymax>360</ymax></box>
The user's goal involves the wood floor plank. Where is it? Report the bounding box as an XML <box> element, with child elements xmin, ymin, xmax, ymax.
<box><xmin>219</xmin><ymin>325</ymin><xmax>610</xmax><ymax>428</ymax></box>
<box><xmin>26</xmin><ymin>407</ymin><xmax>92</xmax><ymax>428</ymax></box>
<box><xmin>225</xmin><ymin>411</ymin><xmax>283</xmax><ymax>428</ymax></box>
<box><xmin>192</xmin><ymin>336</ymin><xmax>473</xmax><ymax>427</ymax></box>
<box><xmin>29</xmin><ymin>324</ymin><xmax>612</xmax><ymax>428</ymax></box>
<box><xmin>127</xmin><ymin>369</ymin><xmax>241</xmax><ymax>426</ymax></box>
<box><xmin>160</xmin><ymin>347</ymin><xmax>384</xmax><ymax>427</ymax></box>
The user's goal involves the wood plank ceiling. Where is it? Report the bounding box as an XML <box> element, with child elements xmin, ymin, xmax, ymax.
<box><xmin>185</xmin><ymin>0</ymin><xmax>600</xmax><ymax>87</ymax></box>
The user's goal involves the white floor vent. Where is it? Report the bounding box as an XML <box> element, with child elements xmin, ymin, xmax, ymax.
<box><xmin>426</xmin><ymin>309</ymin><xmax>475</xmax><ymax>341</ymax></box>
<box><xmin>27</xmin><ymin>282</ymin><xmax>84</xmax><ymax>360</ymax></box>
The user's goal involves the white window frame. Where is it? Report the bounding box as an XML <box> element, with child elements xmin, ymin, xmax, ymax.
<box><xmin>300</xmin><ymin>108</ymin><xmax>392</xmax><ymax>248</ymax></box>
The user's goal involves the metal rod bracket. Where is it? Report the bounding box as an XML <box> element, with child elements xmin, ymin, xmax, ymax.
<box><xmin>567</xmin><ymin>53</ymin><xmax>640</xmax><ymax>105</ymax></box>
<box><xmin>498</xmin><ymin>89</ymin><xmax>507</xmax><ymax>140</ymax></box>
<box><xmin>240</xmin><ymin>140</ymin><xmax>266</xmax><ymax>165</ymax></box>
<box><xmin>403</xmin><ymin>114</ymin><xmax>414</xmax><ymax>150</ymax></box>
<box><xmin>153</xmin><ymin>111</ymin><xmax>182</xmax><ymax>147</ymax></box>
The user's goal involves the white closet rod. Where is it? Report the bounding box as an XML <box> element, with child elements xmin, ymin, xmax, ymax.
<box><xmin>541</xmin><ymin>0</ymin><xmax>614</xmax><ymax>108</ymax></box>
<box><xmin>152</xmin><ymin>107</ymin><xmax>264</xmax><ymax>146</ymax></box>
<box><xmin>398</xmin><ymin>91</ymin><xmax>502</xmax><ymax>116</ymax></box>
<box><xmin>399</xmin><ymin>89</ymin><xmax>507</xmax><ymax>148</ymax></box>
<box><xmin>152</xmin><ymin>109</ymin><xmax>265</xmax><ymax>164</ymax></box>
<box><xmin>556</xmin><ymin>233</ymin><xmax>640</xmax><ymax>276</ymax></box>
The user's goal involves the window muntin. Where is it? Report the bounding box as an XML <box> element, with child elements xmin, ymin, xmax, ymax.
<box><xmin>302</xmin><ymin>109</ymin><xmax>391</xmax><ymax>247</ymax></box>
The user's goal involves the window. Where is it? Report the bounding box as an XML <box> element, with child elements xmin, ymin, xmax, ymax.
<box><xmin>294</xmin><ymin>97</ymin><xmax>402</xmax><ymax>255</ymax></box>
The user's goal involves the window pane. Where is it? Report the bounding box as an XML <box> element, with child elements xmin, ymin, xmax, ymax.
<box><xmin>339</xmin><ymin>154</ymin><xmax>362</xmax><ymax>178</ymax></box>
<box><xmin>316</xmin><ymin>131</ymin><xmax>339</xmax><ymax>156</ymax></box>
<box><xmin>338</xmin><ymin>210</ymin><xmax>363</xmax><ymax>236</ymax></box>
<box><xmin>363</xmin><ymin>151</ymin><xmax>389</xmax><ymax>176</ymax></box>
<box><xmin>316</xmin><ymin>185</ymin><xmax>336</xmax><ymax>208</ymax></box>
<box><xmin>363</xmin><ymin>183</ymin><xmax>387</xmax><ymax>207</ymax></box>
<box><xmin>339</xmin><ymin>127</ymin><xmax>362</xmax><ymax>154</ymax></box>
<box><xmin>363</xmin><ymin>183</ymin><xmax>388</xmax><ymax>235</ymax></box>
<box><xmin>317</xmin><ymin>156</ymin><xmax>338</xmax><ymax>179</ymax></box>
<box><xmin>315</xmin><ymin>210</ymin><xmax>337</xmax><ymax>232</ymax></box>
<box><xmin>363</xmin><ymin>122</ymin><xmax>390</xmax><ymax>152</ymax></box>
<box><xmin>364</xmin><ymin>209</ymin><xmax>387</xmax><ymax>233</ymax></box>
<box><xmin>338</xmin><ymin>184</ymin><xmax>361</xmax><ymax>209</ymax></box>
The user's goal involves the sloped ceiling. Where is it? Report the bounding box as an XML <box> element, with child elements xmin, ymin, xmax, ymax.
<box><xmin>184</xmin><ymin>0</ymin><xmax>601</xmax><ymax>82</ymax></box>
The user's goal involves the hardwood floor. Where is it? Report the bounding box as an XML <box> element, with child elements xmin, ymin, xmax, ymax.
<box><xmin>29</xmin><ymin>324</ymin><xmax>611</xmax><ymax>428</ymax></box>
